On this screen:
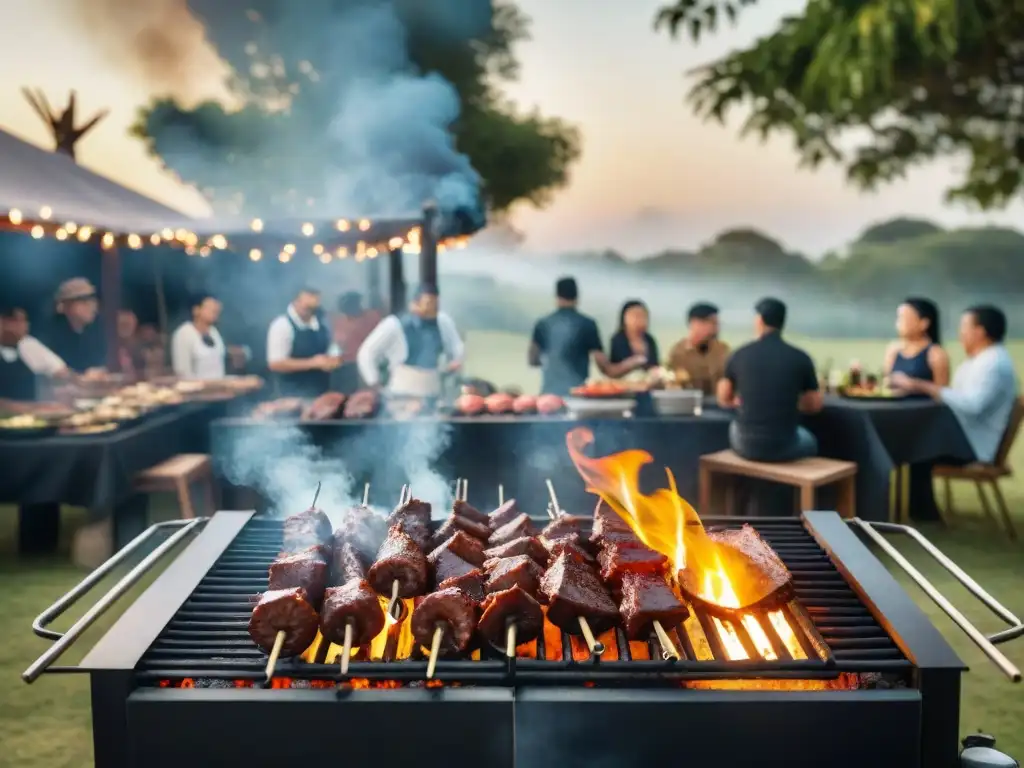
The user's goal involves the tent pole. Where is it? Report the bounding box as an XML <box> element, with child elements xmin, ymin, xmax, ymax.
<box><xmin>101</xmin><ymin>243</ymin><xmax>121</xmax><ymax>372</ymax></box>
<box><xmin>388</xmin><ymin>247</ymin><xmax>405</xmax><ymax>314</ymax></box>
<box><xmin>419</xmin><ymin>203</ymin><xmax>438</xmax><ymax>288</ymax></box>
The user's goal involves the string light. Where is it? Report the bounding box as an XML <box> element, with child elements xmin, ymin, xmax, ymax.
<box><xmin>30</xmin><ymin>225</ymin><xmax>44</xmax><ymax>239</ymax></box>
<box><xmin>127</xmin><ymin>234</ymin><xmax>142</xmax><ymax>249</ymax></box>
<box><xmin>279</xmin><ymin>251</ymin><xmax>291</xmax><ymax>263</ymax></box>
<box><xmin>210</xmin><ymin>234</ymin><xmax>228</xmax><ymax>250</ymax></box>
<box><xmin>77</xmin><ymin>227</ymin><xmax>92</xmax><ymax>242</ymax></box>
<box><xmin>101</xmin><ymin>233</ymin><xmax>115</xmax><ymax>248</ymax></box>
<box><xmin>366</xmin><ymin>247</ymin><xmax>378</xmax><ymax>258</ymax></box>
<box><xmin>8</xmin><ymin>209</ymin><xmax>22</xmax><ymax>225</ymax></box>
<box><xmin>249</xmin><ymin>248</ymin><xmax>262</xmax><ymax>261</ymax></box>
<box><xmin>175</xmin><ymin>228</ymin><xmax>189</xmax><ymax>241</ymax></box>
<box><xmin>161</xmin><ymin>228</ymin><xmax>174</xmax><ymax>241</ymax></box>
<box><xmin>39</xmin><ymin>206</ymin><xmax>52</xmax><ymax>220</ymax></box>
<box><xmin>336</xmin><ymin>219</ymin><xmax>350</xmax><ymax>232</ymax></box>
<box><xmin>319</xmin><ymin>251</ymin><xmax>331</xmax><ymax>264</ymax></box>
<box><xmin>312</xmin><ymin>244</ymin><xmax>324</xmax><ymax>255</ymax></box>
<box><xmin>358</xmin><ymin>218</ymin><xmax>371</xmax><ymax>231</ymax></box>
<box><xmin>335</xmin><ymin>247</ymin><xmax>347</xmax><ymax>259</ymax></box>
<box><xmin>283</xmin><ymin>243</ymin><xmax>296</xmax><ymax>254</ymax></box>
<box><xmin>251</xmin><ymin>218</ymin><xmax>264</xmax><ymax>232</ymax></box>
<box><xmin>65</xmin><ymin>222</ymin><xmax>78</xmax><ymax>234</ymax></box>
<box><xmin>301</xmin><ymin>222</ymin><xmax>315</xmax><ymax>237</ymax></box>
<box><xmin>55</xmin><ymin>228</ymin><xmax>67</xmax><ymax>241</ymax></box>
<box><xmin>199</xmin><ymin>246</ymin><xmax>211</xmax><ymax>257</ymax></box>
<box><xmin>388</xmin><ymin>236</ymin><xmax>404</xmax><ymax>249</ymax></box>
<box><xmin>150</xmin><ymin>233</ymin><xmax>162</xmax><ymax>245</ymax></box>
<box><xmin>185</xmin><ymin>245</ymin><xmax>196</xmax><ymax>256</ymax></box>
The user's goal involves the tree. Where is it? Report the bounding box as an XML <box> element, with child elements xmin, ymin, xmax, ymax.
<box><xmin>654</xmin><ymin>1</ymin><xmax>1024</xmax><ymax>208</ymax></box>
<box><xmin>131</xmin><ymin>0</ymin><xmax>580</xmax><ymax>218</ymax></box>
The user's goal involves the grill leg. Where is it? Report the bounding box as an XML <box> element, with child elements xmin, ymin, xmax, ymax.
<box><xmin>918</xmin><ymin>667</ymin><xmax>961</xmax><ymax>768</ymax></box>
<box><xmin>90</xmin><ymin>671</ymin><xmax>133</xmax><ymax>768</ymax></box>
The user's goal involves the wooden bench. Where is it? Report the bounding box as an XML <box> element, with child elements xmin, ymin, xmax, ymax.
<box><xmin>135</xmin><ymin>453</ymin><xmax>216</xmax><ymax>520</ymax></box>
<box><xmin>699</xmin><ymin>450</ymin><xmax>857</xmax><ymax>518</ymax></box>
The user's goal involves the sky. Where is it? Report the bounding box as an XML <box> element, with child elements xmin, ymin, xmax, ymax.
<box><xmin>1</xmin><ymin>0</ymin><xmax>1021</xmax><ymax>259</ymax></box>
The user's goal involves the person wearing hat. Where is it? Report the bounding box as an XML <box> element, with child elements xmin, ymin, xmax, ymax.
<box><xmin>357</xmin><ymin>284</ymin><xmax>463</xmax><ymax>397</ymax></box>
<box><xmin>0</xmin><ymin>305</ymin><xmax>68</xmax><ymax>404</ymax></box>
<box><xmin>41</xmin><ymin>277</ymin><xmax>107</xmax><ymax>375</ymax></box>
<box><xmin>266</xmin><ymin>287</ymin><xmax>340</xmax><ymax>398</ymax></box>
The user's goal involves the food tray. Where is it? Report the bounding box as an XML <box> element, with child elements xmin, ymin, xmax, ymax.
<box><xmin>564</xmin><ymin>396</ymin><xmax>634</xmax><ymax>418</ymax></box>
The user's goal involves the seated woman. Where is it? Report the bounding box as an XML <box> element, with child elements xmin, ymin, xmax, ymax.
<box><xmin>884</xmin><ymin>298</ymin><xmax>950</xmax><ymax>388</ymax></box>
<box><xmin>607</xmin><ymin>300</ymin><xmax>659</xmax><ymax>376</ymax></box>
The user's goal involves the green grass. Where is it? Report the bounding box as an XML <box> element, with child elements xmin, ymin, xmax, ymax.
<box><xmin>1</xmin><ymin>333</ymin><xmax>1022</xmax><ymax>766</ymax></box>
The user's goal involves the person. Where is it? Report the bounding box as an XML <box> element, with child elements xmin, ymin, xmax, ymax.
<box><xmin>607</xmin><ymin>300</ymin><xmax>660</xmax><ymax>374</ymax></box>
<box><xmin>41</xmin><ymin>277</ymin><xmax>106</xmax><ymax>374</ymax></box>
<box><xmin>357</xmin><ymin>284</ymin><xmax>463</xmax><ymax>397</ymax></box>
<box><xmin>891</xmin><ymin>305</ymin><xmax>1017</xmax><ymax>464</ymax></box>
<box><xmin>718</xmin><ymin>298</ymin><xmax>822</xmax><ymax>461</ymax></box>
<box><xmin>528</xmin><ymin>277</ymin><xmax>646</xmax><ymax>395</ymax></box>
<box><xmin>0</xmin><ymin>305</ymin><xmax>68</xmax><ymax>402</ymax></box>
<box><xmin>667</xmin><ymin>302</ymin><xmax>730</xmax><ymax>394</ymax></box>
<box><xmin>332</xmin><ymin>291</ymin><xmax>382</xmax><ymax>394</ymax></box>
<box><xmin>266</xmin><ymin>287</ymin><xmax>339</xmax><ymax>397</ymax></box>
<box><xmin>883</xmin><ymin>297</ymin><xmax>950</xmax><ymax>387</ymax></box>
<box><xmin>172</xmin><ymin>294</ymin><xmax>227</xmax><ymax>380</ymax></box>
<box><xmin>113</xmin><ymin>309</ymin><xmax>147</xmax><ymax>380</ymax></box>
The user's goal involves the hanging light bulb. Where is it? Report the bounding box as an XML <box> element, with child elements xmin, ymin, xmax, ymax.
<box><xmin>161</xmin><ymin>228</ymin><xmax>174</xmax><ymax>241</ymax></box>
<box><xmin>335</xmin><ymin>247</ymin><xmax>347</xmax><ymax>259</ymax></box>
<box><xmin>185</xmin><ymin>245</ymin><xmax>196</xmax><ymax>256</ymax></box>
<box><xmin>65</xmin><ymin>222</ymin><xmax>78</xmax><ymax>234</ymax></box>
<box><xmin>199</xmin><ymin>246</ymin><xmax>211</xmax><ymax>257</ymax></box>
<box><xmin>101</xmin><ymin>232</ymin><xmax>115</xmax><ymax>248</ymax></box>
<box><xmin>251</xmin><ymin>218</ymin><xmax>264</xmax><ymax>232</ymax></box>
<box><xmin>30</xmin><ymin>225</ymin><xmax>44</xmax><ymax>239</ymax></box>
<box><xmin>358</xmin><ymin>218</ymin><xmax>371</xmax><ymax>231</ymax></box>
<box><xmin>312</xmin><ymin>243</ymin><xmax>324</xmax><ymax>255</ymax></box>
<box><xmin>39</xmin><ymin>206</ymin><xmax>52</xmax><ymax>220</ymax></box>
<box><xmin>319</xmin><ymin>252</ymin><xmax>331</xmax><ymax>264</ymax></box>
<box><xmin>388</xmin><ymin>236</ymin><xmax>404</xmax><ymax>249</ymax></box>
<box><xmin>150</xmin><ymin>233</ymin><xmax>161</xmax><ymax>245</ymax></box>
<box><xmin>127</xmin><ymin>234</ymin><xmax>142</xmax><ymax>249</ymax></box>
<box><xmin>55</xmin><ymin>228</ymin><xmax>67</xmax><ymax>241</ymax></box>
<box><xmin>301</xmin><ymin>222</ymin><xmax>315</xmax><ymax>237</ymax></box>
<box><xmin>249</xmin><ymin>248</ymin><xmax>262</xmax><ymax>261</ymax></box>
<box><xmin>77</xmin><ymin>227</ymin><xmax>92</xmax><ymax>242</ymax></box>
<box><xmin>8</xmin><ymin>209</ymin><xmax>23</xmax><ymax>225</ymax></box>
<box><xmin>367</xmin><ymin>247</ymin><xmax>378</xmax><ymax>258</ymax></box>
<box><xmin>279</xmin><ymin>251</ymin><xmax>291</xmax><ymax>263</ymax></box>
<box><xmin>210</xmin><ymin>234</ymin><xmax>228</xmax><ymax>249</ymax></box>
<box><xmin>336</xmin><ymin>219</ymin><xmax>350</xmax><ymax>232</ymax></box>
<box><xmin>283</xmin><ymin>243</ymin><xmax>296</xmax><ymax>254</ymax></box>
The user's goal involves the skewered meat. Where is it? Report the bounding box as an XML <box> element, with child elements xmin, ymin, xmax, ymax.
<box><xmin>410</xmin><ymin>587</ymin><xmax>478</xmax><ymax>655</ymax></box>
<box><xmin>331</xmin><ymin>541</ymin><xmax>368</xmax><ymax>584</ymax></box>
<box><xmin>512</xmin><ymin>395</ymin><xmax>536</xmax><ymax>414</ymax></box>
<box><xmin>483</xmin><ymin>554</ymin><xmax>544</xmax><ymax>597</ymax></box>
<box><xmin>489</xmin><ymin>513</ymin><xmax>536</xmax><ymax>547</ymax></box>
<box><xmin>540</xmin><ymin>552</ymin><xmax>619</xmax><ymax>635</ymax></box>
<box><xmin>488</xmin><ymin>499</ymin><xmax>522</xmax><ymax>530</ymax></box>
<box><xmin>484</xmin><ymin>392</ymin><xmax>514</xmax><ymax>414</ymax></box>
<box><xmin>618</xmin><ymin>572</ymin><xmax>690</xmax><ymax>639</ymax></box>
<box><xmin>590</xmin><ymin>505</ymin><xmax>633</xmax><ymax>546</ymax></box>
<box><xmin>343</xmin><ymin>389</ymin><xmax>379</xmax><ymax>419</ymax></box>
<box><xmin>439</xmin><ymin>568</ymin><xmax>486</xmax><ymax>603</ymax></box>
<box><xmin>282</xmin><ymin>508</ymin><xmax>333</xmax><ymax>552</ymax></box>
<box><xmin>541</xmin><ymin>514</ymin><xmax>584</xmax><ymax>542</ymax></box>
<box><xmin>545</xmin><ymin>533</ymin><xmax>595</xmax><ymax>565</ymax></box>
<box><xmin>367</xmin><ymin>524</ymin><xmax>428</xmax><ymax>598</ymax></box>
<box><xmin>268</xmin><ymin>550</ymin><xmax>329</xmax><ymax>606</ymax></box>
<box><xmin>478</xmin><ymin>585</ymin><xmax>544</xmax><ymax>648</ymax></box>
<box><xmin>387</xmin><ymin>498</ymin><xmax>432</xmax><ymax>551</ymax></box>
<box><xmin>302</xmin><ymin>392</ymin><xmax>345</xmax><ymax>421</ymax></box>
<box><xmin>320</xmin><ymin>579</ymin><xmax>386</xmax><ymax>647</ymax></box>
<box><xmin>597</xmin><ymin>542</ymin><xmax>668</xmax><ymax>589</ymax></box>
<box><xmin>253</xmin><ymin>398</ymin><xmax>303</xmax><ymax>419</ymax></box>
<box><xmin>332</xmin><ymin>505</ymin><xmax>388</xmax><ymax>560</ymax></box>
<box><xmin>455</xmin><ymin>393</ymin><xmax>486</xmax><ymax>415</ymax></box>
<box><xmin>677</xmin><ymin>524</ymin><xmax>794</xmax><ymax>612</ymax></box>
<box><xmin>483</xmin><ymin>536</ymin><xmax>548</xmax><ymax>566</ymax></box>
<box><xmin>536</xmin><ymin>394</ymin><xmax>564</xmax><ymax>414</ymax></box>
<box><xmin>432</xmin><ymin>513</ymin><xmax>491</xmax><ymax>545</ymax></box>
<box><xmin>248</xmin><ymin>587</ymin><xmax>320</xmax><ymax>657</ymax></box>
<box><xmin>452</xmin><ymin>499</ymin><xmax>489</xmax><ymax>525</ymax></box>
<box><xmin>430</xmin><ymin>548</ymin><xmax>478</xmax><ymax>586</ymax></box>
<box><xmin>429</xmin><ymin>530</ymin><xmax>486</xmax><ymax>567</ymax></box>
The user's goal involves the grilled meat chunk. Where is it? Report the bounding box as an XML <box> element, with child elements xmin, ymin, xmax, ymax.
<box><xmin>249</xmin><ymin>587</ymin><xmax>319</xmax><ymax>657</ymax></box>
<box><xmin>590</xmin><ymin>504</ymin><xmax>633</xmax><ymax>546</ymax></box>
<box><xmin>597</xmin><ymin>542</ymin><xmax>668</xmax><ymax>589</ymax></box>
<box><xmin>343</xmin><ymin>389</ymin><xmax>379</xmax><ymax>419</ymax></box>
<box><xmin>367</xmin><ymin>524</ymin><xmax>428</xmax><ymax>598</ymax></box>
<box><xmin>478</xmin><ymin>585</ymin><xmax>544</xmax><ymax>649</ymax></box>
<box><xmin>618</xmin><ymin>572</ymin><xmax>689</xmax><ymax>639</ymax></box>
<box><xmin>428</xmin><ymin>530</ymin><xmax>486</xmax><ymax>567</ymax></box>
<box><xmin>386</xmin><ymin>498</ymin><xmax>432</xmax><ymax>551</ymax></box>
<box><xmin>320</xmin><ymin>579</ymin><xmax>386</xmax><ymax>647</ymax></box>
<box><xmin>410</xmin><ymin>587</ymin><xmax>478</xmax><ymax>655</ymax></box>
<box><xmin>484</xmin><ymin>536</ymin><xmax>548</xmax><ymax>566</ymax></box>
<box><xmin>452</xmin><ymin>499</ymin><xmax>490</xmax><ymax>525</ymax></box>
<box><xmin>439</xmin><ymin>568</ymin><xmax>486</xmax><ymax>604</ymax></box>
<box><xmin>268</xmin><ymin>550</ymin><xmax>329</xmax><ymax>606</ymax></box>
<box><xmin>488</xmin><ymin>513</ymin><xmax>536</xmax><ymax>547</ymax></box>
<box><xmin>541</xmin><ymin>514</ymin><xmax>583</xmax><ymax>542</ymax></box>
<box><xmin>282</xmin><ymin>507</ymin><xmax>333</xmax><ymax>552</ymax></box>
<box><xmin>488</xmin><ymin>499</ymin><xmax>522</xmax><ymax>530</ymax></box>
<box><xmin>331</xmin><ymin>541</ymin><xmax>368</xmax><ymax>584</ymax></box>
<box><xmin>301</xmin><ymin>392</ymin><xmax>345</xmax><ymax>421</ymax></box>
<box><xmin>540</xmin><ymin>552</ymin><xmax>619</xmax><ymax>635</ymax></box>
<box><xmin>545</xmin><ymin>534</ymin><xmax>595</xmax><ymax>565</ymax></box>
<box><xmin>332</xmin><ymin>505</ymin><xmax>387</xmax><ymax>560</ymax></box>
<box><xmin>430</xmin><ymin>549</ymin><xmax>478</xmax><ymax>587</ymax></box>
<box><xmin>432</xmin><ymin>513</ymin><xmax>491</xmax><ymax>547</ymax></box>
<box><xmin>483</xmin><ymin>554</ymin><xmax>544</xmax><ymax>597</ymax></box>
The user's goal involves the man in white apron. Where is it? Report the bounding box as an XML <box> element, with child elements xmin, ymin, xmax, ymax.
<box><xmin>356</xmin><ymin>284</ymin><xmax>464</xmax><ymax>397</ymax></box>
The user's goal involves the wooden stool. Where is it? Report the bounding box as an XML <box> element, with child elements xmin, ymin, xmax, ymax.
<box><xmin>135</xmin><ymin>454</ymin><xmax>216</xmax><ymax>519</ymax></box>
<box><xmin>699</xmin><ymin>450</ymin><xmax>857</xmax><ymax>518</ymax></box>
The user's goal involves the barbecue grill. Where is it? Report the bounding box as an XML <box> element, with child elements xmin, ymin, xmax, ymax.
<box><xmin>23</xmin><ymin>504</ymin><xmax>1023</xmax><ymax>768</ymax></box>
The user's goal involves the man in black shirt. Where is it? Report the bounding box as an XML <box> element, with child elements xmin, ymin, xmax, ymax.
<box><xmin>718</xmin><ymin>297</ymin><xmax>822</xmax><ymax>461</ymax></box>
<box><xmin>41</xmin><ymin>278</ymin><xmax>107</xmax><ymax>374</ymax></box>
<box><xmin>528</xmin><ymin>277</ymin><xmax>645</xmax><ymax>395</ymax></box>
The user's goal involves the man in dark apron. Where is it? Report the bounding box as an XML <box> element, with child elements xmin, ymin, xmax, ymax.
<box><xmin>265</xmin><ymin>287</ymin><xmax>339</xmax><ymax>398</ymax></box>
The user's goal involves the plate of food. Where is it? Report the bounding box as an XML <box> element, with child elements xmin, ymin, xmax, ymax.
<box><xmin>0</xmin><ymin>413</ymin><xmax>58</xmax><ymax>438</ymax></box>
<box><xmin>838</xmin><ymin>386</ymin><xmax>905</xmax><ymax>401</ymax></box>
<box><xmin>61</xmin><ymin>422</ymin><xmax>118</xmax><ymax>436</ymax></box>
<box><xmin>570</xmin><ymin>381</ymin><xmax>635</xmax><ymax>400</ymax></box>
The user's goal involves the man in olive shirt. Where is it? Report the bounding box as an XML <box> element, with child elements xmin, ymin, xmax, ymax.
<box><xmin>667</xmin><ymin>302</ymin><xmax>730</xmax><ymax>394</ymax></box>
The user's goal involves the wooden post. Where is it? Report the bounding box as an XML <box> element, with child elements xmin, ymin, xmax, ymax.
<box><xmin>366</xmin><ymin>253</ymin><xmax>382</xmax><ymax>311</ymax></box>
<box><xmin>101</xmin><ymin>244</ymin><xmax>121</xmax><ymax>371</ymax></box>
<box><xmin>388</xmin><ymin>247</ymin><xmax>406</xmax><ymax>314</ymax></box>
<box><xmin>419</xmin><ymin>202</ymin><xmax>438</xmax><ymax>287</ymax></box>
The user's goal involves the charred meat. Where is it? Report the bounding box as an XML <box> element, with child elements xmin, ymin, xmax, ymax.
<box><xmin>484</xmin><ymin>536</ymin><xmax>548</xmax><ymax>566</ymax></box>
<box><xmin>248</xmin><ymin>587</ymin><xmax>320</xmax><ymax>657</ymax></box>
<box><xmin>428</xmin><ymin>530</ymin><xmax>486</xmax><ymax>567</ymax></box>
<box><xmin>366</xmin><ymin>524</ymin><xmax>429</xmax><ymax>598</ymax></box>
<box><xmin>410</xmin><ymin>587</ymin><xmax>478</xmax><ymax>655</ymax></box>
<box><xmin>432</xmin><ymin>513</ymin><xmax>491</xmax><ymax>546</ymax></box>
<box><xmin>331</xmin><ymin>541</ymin><xmax>368</xmax><ymax>584</ymax></box>
<box><xmin>590</xmin><ymin>504</ymin><xmax>633</xmax><ymax>546</ymax></box>
<box><xmin>268</xmin><ymin>550</ymin><xmax>329</xmax><ymax>606</ymax></box>
<box><xmin>488</xmin><ymin>499</ymin><xmax>522</xmax><ymax>530</ymax></box>
<box><xmin>540</xmin><ymin>552</ymin><xmax>619</xmax><ymax>635</ymax></box>
<box><xmin>430</xmin><ymin>548</ymin><xmax>478</xmax><ymax>587</ymax></box>
<box><xmin>320</xmin><ymin>579</ymin><xmax>386</xmax><ymax>647</ymax></box>
<box><xmin>483</xmin><ymin>554</ymin><xmax>544</xmax><ymax>597</ymax></box>
<box><xmin>439</xmin><ymin>568</ymin><xmax>486</xmax><ymax>604</ymax></box>
<box><xmin>332</xmin><ymin>505</ymin><xmax>387</xmax><ymax>560</ymax></box>
<box><xmin>386</xmin><ymin>498</ymin><xmax>432</xmax><ymax>551</ymax></box>
<box><xmin>488</xmin><ymin>513</ymin><xmax>537</xmax><ymax>547</ymax></box>
<box><xmin>478</xmin><ymin>585</ymin><xmax>544</xmax><ymax>649</ymax></box>
<box><xmin>545</xmin><ymin>534</ymin><xmax>595</xmax><ymax>565</ymax></box>
<box><xmin>618</xmin><ymin>571</ymin><xmax>689</xmax><ymax>639</ymax></box>
<box><xmin>597</xmin><ymin>542</ymin><xmax>668</xmax><ymax>589</ymax></box>
<box><xmin>452</xmin><ymin>499</ymin><xmax>490</xmax><ymax>525</ymax></box>
<box><xmin>282</xmin><ymin>507</ymin><xmax>333</xmax><ymax>552</ymax></box>
<box><xmin>541</xmin><ymin>513</ymin><xmax>584</xmax><ymax>542</ymax></box>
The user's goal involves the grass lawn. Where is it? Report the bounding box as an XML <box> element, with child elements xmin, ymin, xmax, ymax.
<box><xmin>1</xmin><ymin>332</ymin><xmax>1022</xmax><ymax>766</ymax></box>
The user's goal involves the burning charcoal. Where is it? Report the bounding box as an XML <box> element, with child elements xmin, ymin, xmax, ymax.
<box><xmin>453</xmin><ymin>499</ymin><xmax>490</xmax><ymax>525</ymax></box>
<box><xmin>488</xmin><ymin>499</ymin><xmax>522</xmax><ymax>530</ymax></box>
<box><xmin>410</xmin><ymin>587</ymin><xmax>478</xmax><ymax>655</ymax></box>
<box><xmin>430</xmin><ymin>548</ymin><xmax>478</xmax><ymax>587</ymax></box>
<box><xmin>545</xmin><ymin>534</ymin><xmax>595</xmax><ymax>565</ymax></box>
<box><xmin>249</xmin><ymin>587</ymin><xmax>320</xmax><ymax>657</ymax></box>
<box><xmin>367</xmin><ymin>524</ymin><xmax>429</xmax><ymax>598</ymax></box>
<box><xmin>677</xmin><ymin>524</ymin><xmax>794</xmax><ymax>614</ymax></box>
<box><xmin>540</xmin><ymin>552</ymin><xmax>619</xmax><ymax>635</ymax></box>
<box><xmin>541</xmin><ymin>513</ymin><xmax>583</xmax><ymax>542</ymax></box>
<box><xmin>478</xmin><ymin>585</ymin><xmax>544</xmax><ymax>648</ymax></box>
<box><xmin>331</xmin><ymin>541</ymin><xmax>368</xmax><ymax>584</ymax></box>
<box><xmin>597</xmin><ymin>542</ymin><xmax>668</xmax><ymax>589</ymax></box>
<box><xmin>484</xmin><ymin>536</ymin><xmax>548</xmax><ymax>566</ymax></box>
<box><xmin>268</xmin><ymin>550</ymin><xmax>329</xmax><ymax>606</ymax></box>
<box><xmin>489</xmin><ymin>513</ymin><xmax>537</xmax><ymax>547</ymax></box>
<box><xmin>429</xmin><ymin>530</ymin><xmax>486</xmax><ymax>567</ymax></box>
<box><xmin>432</xmin><ymin>513</ymin><xmax>492</xmax><ymax>547</ymax></box>
<box><xmin>483</xmin><ymin>554</ymin><xmax>544</xmax><ymax>597</ymax></box>
<box><xmin>320</xmin><ymin>579</ymin><xmax>386</xmax><ymax>647</ymax></box>
<box><xmin>439</xmin><ymin>568</ymin><xmax>486</xmax><ymax>604</ymax></box>
<box><xmin>618</xmin><ymin>572</ymin><xmax>689</xmax><ymax>639</ymax></box>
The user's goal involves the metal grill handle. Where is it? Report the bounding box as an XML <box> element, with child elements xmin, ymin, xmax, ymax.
<box><xmin>850</xmin><ymin>519</ymin><xmax>1022</xmax><ymax>683</ymax></box>
<box><xmin>22</xmin><ymin>518</ymin><xmax>205</xmax><ymax>684</ymax></box>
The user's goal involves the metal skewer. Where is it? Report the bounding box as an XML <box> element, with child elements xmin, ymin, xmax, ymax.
<box><xmin>427</xmin><ymin>623</ymin><xmax>444</xmax><ymax>679</ymax></box>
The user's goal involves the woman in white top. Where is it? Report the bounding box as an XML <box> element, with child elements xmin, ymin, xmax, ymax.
<box><xmin>171</xmin><ymin>294</ymin><xmax>227</xmax><ymax>380</ymax></box>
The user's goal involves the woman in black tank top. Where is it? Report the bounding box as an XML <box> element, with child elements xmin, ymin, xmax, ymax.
<box><xmin>884</xmin><ymin>297</ymin><xmax>950</xmax><ymax>386</ymax></box>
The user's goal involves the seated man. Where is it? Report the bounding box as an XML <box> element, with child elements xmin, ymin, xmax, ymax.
<box><xmin>0</xmin><ymin>305</ymin><xmax>68</xmax><ymax>404</ymax></box>
<box><xmin>892</xmin><ymin>304</ymin><xmax>1017</xmax><ymax>464</ymax></box>
<box><xmin>718</xmin><ymin>297</ymin><xmax>822</xmax><ymax>462</ymax></box>
<box><xmin>667</xmin><ymin>302</ymin><xmax>730</xmax><ymax>394</ymax></box>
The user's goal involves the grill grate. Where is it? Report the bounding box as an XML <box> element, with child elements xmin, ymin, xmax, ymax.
<box><xmin>135</xmin><ymin>516</ymin><xmax>912</xmax><ymax>686</ymax></box>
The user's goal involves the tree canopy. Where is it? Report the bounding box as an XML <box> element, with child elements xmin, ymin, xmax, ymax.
<box><xmin>131</xmin><ymin>0</ymin><xmax>580</xmax><ymax>218</ymax></box>
<box><xmin>654</xmin><ymin>0</ymin><xmax>1024</xmax><ymax>208</ymax></box>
